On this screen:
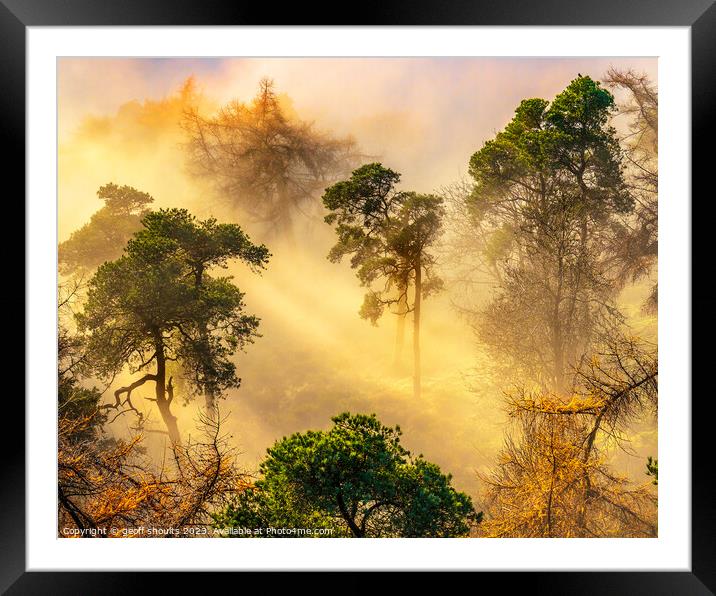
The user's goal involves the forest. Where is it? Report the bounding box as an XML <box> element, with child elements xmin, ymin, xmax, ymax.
<box><xmin>58</xmin><ymin>58</ymin><xmax>658</xmax><ymax>538</ymax></box>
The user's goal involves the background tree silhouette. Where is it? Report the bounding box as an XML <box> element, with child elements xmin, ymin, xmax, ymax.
<box><xmin>604</xmin><ymin>68</ymin><xmax>658</xmax><ymax>313</ymax></box>
<box><xmin>59</xmin><ymin>183</ymin><xmax>153</xmax><ymax>275</ymax></box>
<box><xmin>183</xmin><ymin>78</ymin><xmax>359</xmax><ymax>237</ymax></box>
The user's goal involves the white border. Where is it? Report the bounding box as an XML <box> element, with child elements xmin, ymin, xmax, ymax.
<box><xmin>27</xmin><ymin>26</ymin><xmax>690</xmax><ymax>571</ymax></box>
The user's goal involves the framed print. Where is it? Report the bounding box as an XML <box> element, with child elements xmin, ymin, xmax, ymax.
<box><xmin>8</xmin><ymin>0</ymin><xmax>715</xmax><ymax>591</ymax></box>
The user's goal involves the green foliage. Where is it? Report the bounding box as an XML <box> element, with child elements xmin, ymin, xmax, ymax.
<box><xmin>469</xmin><ymin>75</ymin><xmax>632</xmax><ymax>220</ymax></box>
<box><xmin>59</xmin><ymin>183</ymin><xmax>154</xmax><ymax>274</ymax></box>
<box><xmin>213</xmin><ymin>412</ymin><xmax>479</xmax><ymax>537</ymax></box>
<box><xmin>76</xmin><ymin>207</ymin><xmax>270</xmax><ymax>400</ymax></box>
<box><xmin>323</xmin><ymin>163</ymin><xmax>444</xmax><ymax>324</ymax></box>
<box><xmin>139</xmin><ymin>209</ymin><xmax>270</xmax><ymax>274</ymax></box>
<box><xmin>646</xmin><ymin>456</ymin><xmax>658</xmax><ymax>485</ymax></box>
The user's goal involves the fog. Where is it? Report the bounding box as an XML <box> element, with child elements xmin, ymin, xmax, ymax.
<box><xmin>59</xmin><ymin>57</ymin><xmax>657</xmax><ymax>499</ymax></box>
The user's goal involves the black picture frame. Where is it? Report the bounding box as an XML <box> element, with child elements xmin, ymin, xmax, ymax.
<box><xmin>7</xmin><ymin>1</ymin><xmax>714</xmax><ymax>592</ymax></box>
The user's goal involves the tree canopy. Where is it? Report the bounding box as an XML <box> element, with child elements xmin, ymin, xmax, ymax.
<box><xmin>213</xmin><ymin>412</ymin><xmax>479</xmax><ymax>537</ymax></box>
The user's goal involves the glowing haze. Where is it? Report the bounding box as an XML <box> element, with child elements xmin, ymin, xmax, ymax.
<box><xmin>58</xmin><ymin>57</ymin><xmax>658</xmax><ymax>498</ymax></box>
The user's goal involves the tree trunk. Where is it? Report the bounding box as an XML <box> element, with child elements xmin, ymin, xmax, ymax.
<box><xmin>198</xmin><ymin>322</ymin><xmax>218</xmax><ymax>420</ymax></box>
<box><xmin>546</xmin><ymin>426</ymin><xmax>557</xmax><ymax>537</ymax></box>
<box><xmin>553</xmin><ymin>246</ymin><xmax>565</xmax><ymax>396</ymax></box>
<box><xmin>575</xmin><ymin>411</ymin><xmax>605</xmax><ymax>534</ymax></box>
<box><xmin>393</xmin><ymin>283</ymin><xmax>408</xmax><ymax>369</ymax></box>
<box><xmin>413</xmin><ymin>262</ymin><xmax>422</xmax><ymax>400</ymax></box>
<box><xmin>194</xmin><ymin>266</ymin><xmax>218</xmax><ymax>420</ymax></box>
<box><xmin>337</xmin><ymin>493</ymin><xmax>364</xmax><ymax>537</ymax></box>
<box><xmin>205</xmin><ymin>389</ymin><xmax>217</xmax><ymax>420</ymax></box>
<box><xmin>154</xmin><ymin>341</ymin><xmax>181</xmax><ymax>445</ymax></box>
<box><xmin>553</xmin><ymin>325</ymin><xmax>565</xmax><ymax>396</ymax></box>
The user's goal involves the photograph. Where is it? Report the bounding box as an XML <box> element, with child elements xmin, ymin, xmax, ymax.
<box><xmin>56</xmin><ymin>56</ymin><xmax>660</xmax><ymax>540</ymax></box>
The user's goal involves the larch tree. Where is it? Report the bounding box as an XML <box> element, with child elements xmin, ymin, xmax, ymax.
<box><xmin>76</xmin><ymin>207</ymin><xmax>270</xmax><ymax>445</ymax></box>
<box><xmin>183</xmin><ymin>78</ymin><xmax>359</xmax><ymax>237</ymax></box>
<box><xmin>467</xmin><ymin>75</ymin><xmax>633</xmax><ymax>394</ymax></box>
<box><xmin>59</xmin><ymin>183</ymin><xmax>154</xmax><ymax>275</ymax></box>
<box><xmin>480</xmin><ymin>332</ymin><xmax>658</xmax><ymax>537</ymax></box>
<box><xmin>322</xmin><ymin>163</ymin><xmax>444</xmax><ymax>399</ymax></box>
